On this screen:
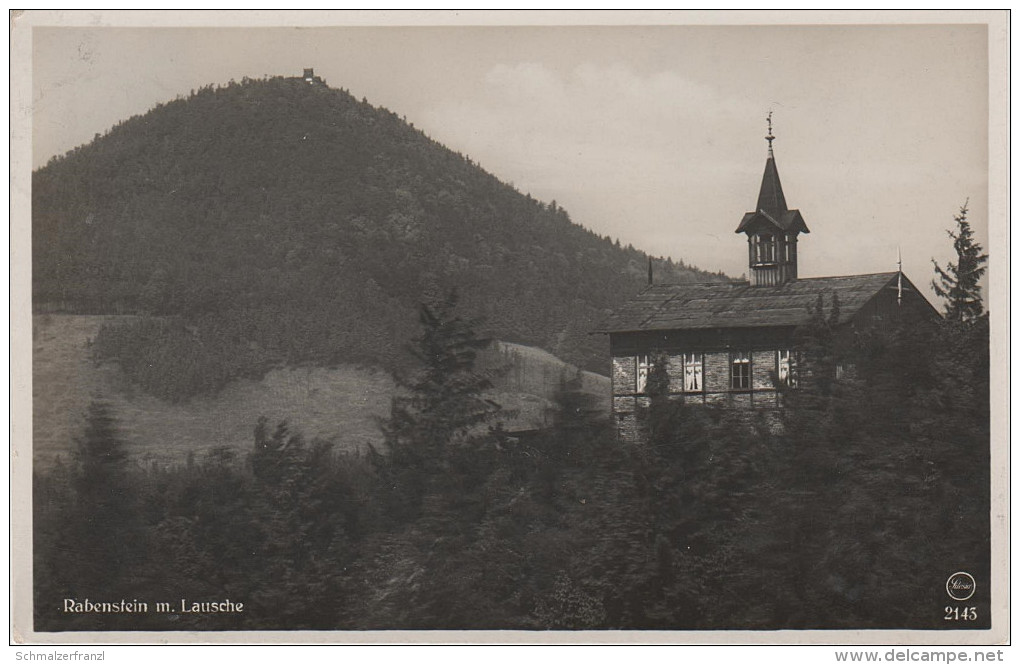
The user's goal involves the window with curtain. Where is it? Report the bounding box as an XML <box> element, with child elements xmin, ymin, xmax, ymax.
<box><xmin>636</xmin><ymin>354</ymin><xmax>650</xmax><ymax>393</ymax></box>
<box><xmin>730</xmin><ymin>351</ymin><xmax>751</xmax><ymax>390</ymax></box>
<box><xmin>683</xmin><ymin>353</ymin><xmax>703</xmax><ymax>392</ymax></box>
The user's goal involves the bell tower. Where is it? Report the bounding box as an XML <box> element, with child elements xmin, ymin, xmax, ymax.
<box><xmin>735</xmin><ymin>113</ymin><xmax>809</xmax><ymax>286</ymax></box>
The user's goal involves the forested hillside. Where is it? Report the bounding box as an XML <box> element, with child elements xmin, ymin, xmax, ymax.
<box><xmin>33</xmin><ymin>74</ymin><xmax>724</xmax><ymax>394</ymax></box>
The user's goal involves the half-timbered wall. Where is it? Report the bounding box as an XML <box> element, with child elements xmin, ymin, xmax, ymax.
<box><xmin>610</xmin><ymin>344</ymin><xmax>789</xmax><ymax>435</ymax></box>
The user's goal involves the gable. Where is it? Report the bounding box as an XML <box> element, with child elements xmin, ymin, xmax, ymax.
<box><xmin>847</xmin><ymin>272</ymin><xmax>943</xmax><ymax>327</ymax></box>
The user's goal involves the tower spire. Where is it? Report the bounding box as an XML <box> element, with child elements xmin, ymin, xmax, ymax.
<box><xmin>766</xmin><ymin>110</ymin><xmax>775</xmax><ymax>158</ymax></box>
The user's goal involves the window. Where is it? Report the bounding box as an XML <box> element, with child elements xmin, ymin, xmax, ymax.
<box><xmin>683</xmin><ymin>353</ymin><xmax>703</xmax><ymax>392</ymax></box>
<box><xmin>636</xmin><ymin>354</ymin><xmax>650</xmax><ymax>393</ymax></box>
<box><xmin>754</xmin><ymin>234</ymin><xmax>775</xmax><ymax>264</ymax></box>
<box><xmin>778</xmin><ymin>350</ymin><xmax>797</xmax><ymax>387</ymax></box>
<box><xmin>730</xmin><ymin>351</ymin><xmax>751</xmax><ymax>390</ymax></box>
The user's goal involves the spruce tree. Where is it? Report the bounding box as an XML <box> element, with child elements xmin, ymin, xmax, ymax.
<box><xmin>377</xmin><ymin>288</ymin><xmax>500</xmax><ymax>518</ymax></box>
<box><xmin>546</xmin><ymin>369</ymin><xmax>605</xmax><ymax>459</ymax></box>
<box><xmin>72</xmin><ymin>401</ymin><xmax>134</xmax><ymax>544</ymax></box>
<box><xmin>69</xmin><ymin>401</ymin><xmax>144</xmax><ymax>599</ymax></box>
<box><xmin>932</xmin><ymin>200</ymin><xmax>988</xmax><ymax>322</ymax></box>
<box><xmin>644</xmin><ymin>351</ymin><xmax>674</xmax><ymax>446</ymax></box>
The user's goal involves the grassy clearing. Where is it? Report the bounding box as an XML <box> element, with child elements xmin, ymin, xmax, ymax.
<box><xmin>33</xmin><ymin>314</ymin><xmax>392</xmax><ymax>467</ymax></box>
<box><xmin>33</xmin><ymin>315</ymin><xmax>610</xmax><ymax>468</ymax></box>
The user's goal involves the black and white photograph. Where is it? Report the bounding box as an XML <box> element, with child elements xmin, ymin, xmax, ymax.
<box><xmin>10</xmin><ymin>10</ymin><xmax>1009</xmax><ymax>646</ymax></box>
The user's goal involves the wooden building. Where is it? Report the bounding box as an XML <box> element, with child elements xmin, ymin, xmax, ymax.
<box><xmin>596</xmin><ymin>123</ymin><xmax>939</xmax><ymax>440</ymax></box>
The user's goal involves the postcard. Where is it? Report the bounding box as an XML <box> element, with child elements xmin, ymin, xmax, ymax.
<box><xmin>10</xmin><ymin>10</ymin><xmax>1009</xmax><ymax>647</ymax></box>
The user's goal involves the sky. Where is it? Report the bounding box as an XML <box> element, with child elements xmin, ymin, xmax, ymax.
<box><xmin>28</xmin><ymin>15</ymin><xmax>992</xmax><ymax>301</ymax></box>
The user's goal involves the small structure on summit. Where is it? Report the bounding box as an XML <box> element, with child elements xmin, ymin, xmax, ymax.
<box><xmin>596</xmin><ymin>115</ymin><xmax>940</xmax><ymax>440</ymax></box>
<box><xmin>298</xmin><ymin>68</ymin><xmax>325</xmax><ymax>87</ymax></box>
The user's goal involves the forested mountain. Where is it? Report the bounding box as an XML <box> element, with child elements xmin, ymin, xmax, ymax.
<box><xmin>33</xmin><ymin>74</ymin><xmax>724</xmax><ymax>385</ymax></box>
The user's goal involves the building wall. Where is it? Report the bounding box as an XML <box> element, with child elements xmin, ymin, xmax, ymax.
<box><xmin>667</xmin><ymin>353</ymin><xmax>685</xmax><ymax>393</ymax></box>
<box><xmin>753</xmin><ymin>352</ymin><xmax>775</xmax><ymax>390</ymax></box>
<box><xmin>612</xmin><ymin>355</ymin><xmax>638</xmax><ymax>396</ymax></box>
<box><xmin>704</xmin><ymin>352</ymin><xmax>731</xmax><ymax>394</ymax></box>
<box><xmin>610</xmin><ymin>350</ymin><xmax>785</xmax><ymax>398</ymax></box>
<box><xmin>609</xmin><ymin>345</ymin><xmax>787</xmax><ymax>442</ymax></box>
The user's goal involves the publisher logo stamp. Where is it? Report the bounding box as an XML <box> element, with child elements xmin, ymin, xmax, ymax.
<box><xmin>946</xmin><ymin>572</ymin><xmax>976</xmax><ymax>601</ymax></box>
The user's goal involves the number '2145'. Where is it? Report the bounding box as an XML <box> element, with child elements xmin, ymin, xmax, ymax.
<box><xmin>945</xmin><ymin>606</ymin><xmax>977</xmax><ymax>621</ymax></box>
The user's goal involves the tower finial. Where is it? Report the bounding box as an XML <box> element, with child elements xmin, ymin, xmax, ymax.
<box><xmin>897</xmin><ymin>246</ymin><xmax>903</xmax><ymax>306</ymax></box>
<box><xmin>766</xmin><ymin>110</ymin><xmax>775</xmax><ymax>158</ymax></box>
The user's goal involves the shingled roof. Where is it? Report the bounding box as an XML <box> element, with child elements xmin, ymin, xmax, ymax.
<box><xmin>596</xmin><ymin>272</ymin><xmax>900</xmax><ymax>333</ymax></box>
<box><xmin>735</xmin><ymin>155</ymin><xmax>810</xmax><ymax>234</ymax></box>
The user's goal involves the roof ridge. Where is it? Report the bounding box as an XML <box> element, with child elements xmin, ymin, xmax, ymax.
<box><xmin>795</xmin><ymin>271</ymin><xmax>898</xmax><ymax>281</ymax></box>
<box><xmin>647</xmin><ymin>279</ymin><xmax>745</xmax><ymax>288</ymax></box>
<box><xmin>648</xmin><ymin>272</ymin><xmax>896</xmax><ymax>288</ymax></box>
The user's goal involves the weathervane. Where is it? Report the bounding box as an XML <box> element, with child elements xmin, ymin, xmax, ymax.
<box><xmin>766</xmin><ymin>110</ymin><xmax>775</xmax><ymax>157</ymax></box>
